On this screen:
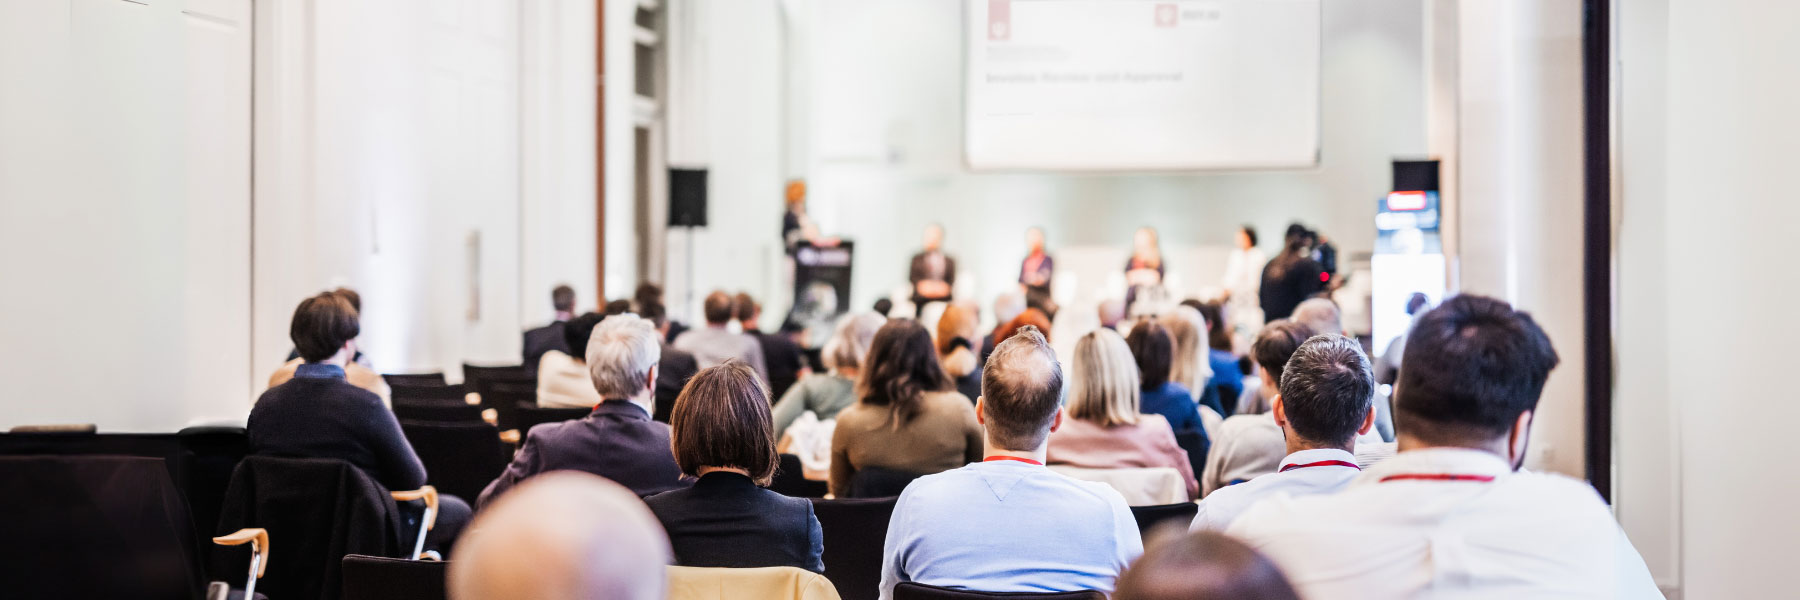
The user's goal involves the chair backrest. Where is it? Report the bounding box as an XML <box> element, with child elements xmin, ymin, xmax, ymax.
<box><xmin>1172</xmin><ymin>430</ymin><xmax>1209</xmax><ymax>484</ymax></box>
<box><xmin>769</xmin><ymin>453</ymin><xmax>828</xmax><ymax>498</ymax></box>
<box><xmin>667</xmin><ymin>566</ymin><xmax>842</xmax><ymax>600</ymax></box>
<box><xmin>341</xmin><ymin>554</ymin><xmax>447</xmax><ymax>600</ymax></box>
<box><xmin>1045</xmin><ymin>465</ymin><xmax>1187</xmax><ymax>505</ymax></box>
<box><xmin>215</xmin><ymin>456</ymin><xmax>408</xmax><ymax>600</ymax></box>
<box><xmin>847</xmin><ymin>467</ymin><xmax>923</xmax><ymax>499</ymax></box>
<box><xmin>482</xmin><ymin>380</ymin><xmax>540</xmax><ymax>430</ymax></box>
<box><xmin>0</xmin><ymin>455</ymin><xmax>205</xmax><ymax>600</ymax></box>
<box><xmin>1128</xmin><ymin>502</ymin><xmax>1199</xmax><ymax>537</ymax></box>
<box><xmin>399</xmin><ymin>420</ymin><xmax>508</xmax><ymax>502</ymax></box>
<box><xmin>392</xmin><ymin>400</ymin><xmax>484</xmax><ymax>423</ymax></box>
<box><xmin>810</xmin><ymin>496</ymin><xmax>899</xmax><ymax>600</ymax></box>
<box><xmin>892</xmin><ymin>583</ymin><xmax>1104</xmax><ymax>599</ymax></box>
<box><xmin>461</xmin><ymin>363</ymin><xmax>533</xmax><ymax>399</ymax></box>
<box><xmin>512</xmin><ymin>403</ymin><xmax>592</xmax><ymax>435</ymax></box>
<box><xmin>383</xmin><ymin>373</ymin><xmax>448</xmax><ymax>387</ymax></box>
<box><xmin>391</xmin><ymin>383</ymin><xmax>468</xmax><ymax>402</ymax></box>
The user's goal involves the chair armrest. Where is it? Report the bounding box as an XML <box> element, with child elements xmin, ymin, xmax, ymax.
<box><xmin>213</xmin><ymin>528</ymin><xmax>270</xmax><ymax>578</ymax></box>
<box><xmin>466</xmin><ymin>392</ymin><xmax>483</xmax><ymax>406</ymax></box>
<box><xmin>391</xmin><ymin>485</ymin><xmax>439</xmax><ymax>531</ymax></box>
<box><xmin>482</xmin><ymin>408</ymin><xmax>499</xmax><ymax>425</ymax></box>
<box><xmin>499</xmin><ymin>429</ymin><xmax>521</xmax><ymax>444</ymax></box>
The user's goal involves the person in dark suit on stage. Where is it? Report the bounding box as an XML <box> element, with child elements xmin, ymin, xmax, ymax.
<box><xmin>908</xmin><ymin>223</ymin><xmax>956</xmax><ymax>316</ymax></box>
<box><xmin>522</xmin><ymin>284</ymin><xmax>576</xmax><ymax>377</ymax></box>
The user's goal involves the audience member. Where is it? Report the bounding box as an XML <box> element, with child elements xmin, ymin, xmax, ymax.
<box><xmin>936</xmin><ymin>304</ymin><xmax>984</xmax><ymax>403</ymax></box>
<box><xmin>604</xmin><ymin>298</ymin><xmax>632</xmax><ymax>316</ymax></box>
<box><xmin>736</xmin><ymin>292</ymin><xmax>808</xmax><ymax>399</ymax></box>
<box><xmin>1191</xmin><ymin>334</ymin><xmax>1374</xmax><ymax>530</ymax></box>
<box><xmin>995</xmin><ymin>308</ymin><xmax>1053</xmax><ymax>349</ymax></box>
<box><xmin>1260</xmin><ymin>224</ymin><xmax>1327</xmax><ymax>321</ymax></box>
<box><xmin>522</xmin><ymin>285</ymin><xmax>577</xmax><ymax>378</ymax></box>
<box><xmin>1159</xmin><ymin>307</ymin><xmax>1220</xmax><ymax>419</ymax></box>
<box><xmin>879</xmin><ymin>326</ymin><xmax>1142</xmax><ymax>598</ymax></box>
<box><xmin>1203</xmin><ymin>320</ymin><xmax>1313</xmax><ymax>495</ymax></box>
<box><xmin>270</xmin><ymin>288</ymin><xmax>389</xmax><ymax>402</ymax></box>
<box><xmin>250</xmin><ymin>292</ymin><xmax>469</xmax><ymax>552</ymax></box>
<box><xmin>982</xmin><ymin>291</ymin><xmax>1027</xmax><ymax>361</ymax></box>
<box><xmin>1374</xmin><ymin>292</ymin><xmax>1433</xmax><ymax>385</ymax></box>
<box><xmin>481</xmin><ymin>314</ymin><xmax>688</xmax><ymax>505</ymax></box>
<box><xmin>1195</xmin><ymin>302</ymin><xmax>1244</xmax><ymax>415</ymax></box>
<box><xmin>1228</xmin><ymin>295</ymin><xmax>1660</xmax><ymax>597</ymax></box>
<box><xmin>1289</xmin><ymin>297</ymin><xmax>1393</xmax><ymax>440</ymax></box>
<box><xmin>638</xmin><ymin>301</ymin><xmax>699</xmax><ymax>423</ymax></box>
<box><xmin>872</xmin><ymin>298</ymin><xmax>895</xmax><ymax>319</ymax></box>
<box><xmin>673</xmin><ymin>291</ymin><xmax>769</xmax><ymax>382</ymax></box>
<box><xmin>1047</xmin><ymin>329</ymin><xmax>1198</xmax><ymax>499</ymax></box>
<box><xmin>1114</xmin><ymin>531</ymin><xmax>1300</xmax><ymax>600</ymax></box>
<box><xmin>534</xmin><ymin>312</ymin><xmax>604</xmax><ymax>409</ymax></box>
<box><xmin>1098</xmin><ymin>298</ymin><xmax>1127</xmax><ymax>332</ymax></box>
<box><xmin>1018</xmin><ymin>226</ymin><xmax>1055</xmax><ymax>309</ymax></box>
<box><xmin>772</xmin><ymin>312</ymin><xmax>885</xmax><ymax>437</ymax></box>
<box><xmin>646</xmin><ymin>362</ymin><xmax>824</xmax><ymax>572</ymax></box>
<box><xmin>449</xmin><ymin>472</ymin><xmax>670</xmax><ymax>600</ymax></box>
<box><xmin>908</xmin><ymin>223</ymin><xmax>957</xmax><ymax>316</ymax></box>
<box><xmin>829</xmin><ymin>320</ymin><xmax>981</xmax><ymax>498</ymax></box>
<box><xmin>636</xmin><ymin>282</ymin><xmax>687</xmax><ymax>343</ymax></box>
<box><xmin>1125</xmin><ymin>320</ymin><xmax>1203</xmax><ymax>435</ymax></box>
<box><xmin>284</xmin><ymin>287</ymin><xmax>373</xmax><ymax>365</ymax></box>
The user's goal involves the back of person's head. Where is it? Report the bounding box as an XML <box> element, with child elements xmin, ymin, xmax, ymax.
<box><xmin>1068</xmin><ymin>328</ymin><xmax>1141</xmax><ymax>428</ymax></box>
<box><xmin>1126</xmin><ymin>319</ymin><xmax>1175</xmax><ymax>391</ymax></box>
<box><xmin>670</xmin><ymin>362</ymin><xmax>778</xmax><ymax>485</ymax></box>
<box><xmin>1250</xmin><ymin>320</ymin><xmax>1316</xmax><ymax>383</ymax></box>
<box><xmin>936</xmin><ymin>304</ymin><xmax>981</xmax><ymax>379</ymax></box>
<box><xmin>563</xmin><ymin>312</ymin><xmax>605</xmax><ymax>360</ymax></box>
<box><xmin>603</xmin><ymin>299</ymin><xmax>632</xmax><ymax>316</ymax></box>
<box><xmin>732</xmin><ymin>292</ymin><xmax>759</xmax><ymax>324</ymax></box>
<box><xmin>1114</xmin><ymin>531</ymin><xmax>1301</xmax><ymax>600</ymax></box>
<box><xmin>701</xmin><ymin>291</ymin><xmax>735</xmax><ymax>325</ymax></box>
<box><xmin>633</xmin><ymin>282</ymin><xmax>664</xmax><ymax>311</ymax></box>
<box><xmin>995</xmin><ymin>308</ymin><xmax>1052</xmax><ymax>348</ymax></box>
<box><xmin>551</xmin><ymin>285</ymin><xmax>576</xmax><ymax>313</ymax></box>
<box><xmin>1397</xmin><ymin>294</ymin><xmax>1559</xmax><ymax>447</ymax></box>
<box><xmin>993</xmin><ymin>291</ymin><xmax>1027</xmax><ymax>326</ymax></box>
<box><xmin>291</xmin><ymin>292</ymin><xmax>361</xmax><ymax>363</ymax></box>
<box><xmin>586</xmin><ymin>313</ymin><xmax>662</xmax><ymax>399</ymax></box>
<box><xmin>639</xmin><ymin>301</ymin><xmax>669</xmax><ymax>328</ymax></box>
<box><xmin>1158</xmin><ymin>306</ymin><xmax>1211</xmax><ymax>389</ymax></box>
<box><xmin>823</xmin><ymin>312</ymin><xmax>886</xmax><ymax>372</ymax></box>
<box><xmin>1195</xmin><ymin>301</ymin><xmax>1232</xmax><ymax>351</ymax></box>
<box><xmin>331</xmin><ymin>287</ymin><xmax>363</xmax><ymax>315</ymax></box>
<box><xmin>858</xmin><ymin>319</ymin><xmax>951</xmax><ymax>424</ymax></box>
<box><xmin>448</xmin><ymin>472</ymin><xmax>670</xmax><ymax>600</ymax></box>
<box><xmin>872</xmin><ymin>298</ymin><xmax>895</xmax><ymax>318</ymax></box>
<box><xmin>1279</xmin><ymin>334</ymin><xmax>1375</xmax><ymax>447</ymax></box>
<box><xmin>980</xmin><ymin>326</ymin><xmax>1064</xmax><ymax>451</ymax></box>
<box><xmin>1098</xmin><ymin>298</ymin><xmax>1126</xmax><ymax>328</ymax></box>
<box><xmin>1291</xmin><ymin>298</ymin><xmax>1343</xmax><ymax>335</ymax></box>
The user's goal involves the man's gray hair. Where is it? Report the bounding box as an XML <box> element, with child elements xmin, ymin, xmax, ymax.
<box><xmin>979</xmin><ymin>325</ymin><xmax>1064</xmax><ymax>451</ymax></box>
<box><xmin>1291</xmin><ymin>298</ymin><xmax>1344</xmax><ymax>336</ymax></box>
<box><xmin>1278</xmin><ymin>334</ymin><xmax>1374</xmax><ymax>446</ymax></box>
<box><xmin>586</xmin><ymin>313</ymin><xmax>662</xmax><ymax>399</ymax></box>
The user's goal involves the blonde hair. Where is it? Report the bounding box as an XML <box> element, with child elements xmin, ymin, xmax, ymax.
<box><xmin>1067</xmin><ymin>329</ymin><xmax>1141</xmax><ymax>427</ymax></box>
<box><xmin>823</xmin><ymin>312</ymin><xmax>885</xmax><ymax>372</ymax></box>
<box><xmin>1159</xmin><ymin>306</ymin><xmax>1214</xmax><ymax>393</ymax></box>
<box><xmin>936</xmin><ymin>304</ymin><xmax>981</xmax><ymax>379</ymax></box>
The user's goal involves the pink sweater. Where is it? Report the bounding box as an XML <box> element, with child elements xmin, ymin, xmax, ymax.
<box><xmin>1046</xmin><ymin>413</ymin><xmax>1199</xmax><ymax>500</ymax></box>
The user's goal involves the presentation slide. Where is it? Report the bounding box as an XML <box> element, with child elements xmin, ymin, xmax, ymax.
<box><xmin>965</xmin><ymin>0</ymin><xmax>1321</xmax><ymax>171</ymax></box>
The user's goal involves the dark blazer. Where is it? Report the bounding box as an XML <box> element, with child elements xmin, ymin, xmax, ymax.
<box><xmin>522</xmin><ymin>320</ymin><xmax>570</xmax><ymax>377</ymax></box>
<box><xmin>248</xmin><ymin>364</ymin><xmax>427</xmax><ymax>491</ymax></box>
<box><xmin>749</xmin><ymin>328</ymin><xmax>807</xmax><ymax>400</ymax></box>
<box><xmin>645</xmin><ymin>472</ymin><xmax>825</xmax><ymax>573</ymax></box>
<box><xmin>908</xmin><ymin>251</ymin><xmax>957</xmax><ymax>305</ymax></box>
<box><xmin>654</xmin><ymin>342</ymin><xmax>700</xmax><ymax>423</ymax></box>
<box><xmin>479</xmin><ymin>400</ymin><xmax>689</xmax><ymax>506</ymax></box>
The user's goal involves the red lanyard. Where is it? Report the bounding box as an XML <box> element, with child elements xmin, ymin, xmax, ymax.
<box><xmin>1279</xmin><ymin>459</ymin><xmax>1361</xmax><ymax>473</ymax></box>
<box><xmin>984</xmin><ymin>456</ymin><xmax>1044</xmax><ymax>466</ymax></box>
<box><xmin>1379</xmin><ymin>473</ymin><xmax>1496</xmax><ymax>483</ymax></box>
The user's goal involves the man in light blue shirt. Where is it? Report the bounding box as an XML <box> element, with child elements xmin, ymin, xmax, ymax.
<box><xmin>879</xmin><ymin>326</ymin><xmax>1142</xmax><ymax>599</ymax></box>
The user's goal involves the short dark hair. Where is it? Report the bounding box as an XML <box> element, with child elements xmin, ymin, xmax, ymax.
<box><xmin>1115</xmin><ymin>531</ymin><xmax>1300</xmax><ymax>600</ymax></box>
<box><xmin>331</xmin><ymin>287</ymin><xmax>362</xmax><ymax>315</ymax></box>
<box><xmin>732</xmin><ymin>292</ymin><xmax>759</xmax><ymax>323</ymax></box>
<box><xmin>633</xmin><ymin>282</ymin><xmax>664</xmax><ymax>309</ymax></box>
<box><xmin>857</xmin><ymin>320</ymin><xmax>951</xmax><ymax>425</ymax></box>
<box><xmin>639</xmin><ymin>301</ymin><xmax>668</xmax><ymax>326</ymax></box>
<box><xmin>1240</xmin><ymin>225</ymin><xmax>1259</xmax><ymax>247</ymax></box>
<box><xmin>670</xmin><ymin>361</ymin><xmax>778</xmax><ymax>485</ymax></box>
<box><xmin>1196</xmin><ymin>301</ymin><xmax>1231</xmax><ymax>351</ymax></box>
<box><xmin>604</xmin><ymin>299</ymin><xmax>632</xmax><ymax>316</ymax></box>
<box><xmin>702</xmin><ymin>291</ymin><xmax>735</xmax><ymax>325</ymax></box>
<box><xmin>291</xmin><ymin>292</ymin><xmax>360</xmax><ymax>362</ymax></box>
<box><xmin>1251</xmin><ymin>320</ymin><xmax>1316</xmax><ymax>385</ymax></box>
<box><xmin>871</xmin><ymin>298</ymin><xmax>894</xmax><ymax>317</ymax></box>
<box><xmin>551</xmin><ymin>285</ymin><xmax>576</xmax><ymax>312</ymax></box>
<box><xmin>564</xmin><ymin>312</ymin><xmax>605</xmax><ymax>359</ymax></box>
<box><xmin>980</xmin><ymin>326</ymin><xmax>1064</xmax><ymax>451</ymax></box>
<box><xmin>1126</xmin><ymin>320</ymin><xmax>1174</xmax><ymax>390</ymax></box>
<box><xmin>1279</xmin><ymin>334</ymin><xmax>1374</xmax><ymax>447</ymax></box>
<box><xmin>1396</xmin><ymin>295</ymin><xmax>1560</xmax><ymax>445</ymax></box>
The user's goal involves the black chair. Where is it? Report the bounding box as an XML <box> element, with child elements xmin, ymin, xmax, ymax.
<box><xmin>461</xmin><ymin>363</ymin><xmax>532</xmax><ymax>398</ymax></box>
<box><xmin>383</xmin><ymin>373</ymin><xmax>448</xmax><ymax>387</ymax></box>
<box><xmin>813</xmin><ymin>496</ymin><xmax>899</xmax><ymax>600</ymax></box>
<box><xmin>893</xmin><ymin>583</ymin><xmax>1104</xmax><ymax>599</ymax></box>
<box><xmin>341</xmin><ymin>555</ymin><xmax>448</xmax><ymax>600</ymax></box>
<box><xmin>482</xmin><ymin>380</ymin><xmax>539</xmax><ymax>430</ymax></box>
<box><xmin>512</xmin><ymin>403</ymin><xmax>591</xmax><ymax>436</ymax></box>
<box><xmin>769</xmin><ymin>453</ymin><xmax>829</xmax><ymax>498</ymax></box>
<box><xmin>1129</xmin><ymin>502</ymin><xmax>1199</xmax><ymax>537</ymax></box>
<box><xmin>392</xmin><ymin>401</ymin><xmax>484</xmax><ymax>423</ymax></box>
<box><xmin>400</xmin><ymin>420</ymin><xmax>508</xmax><ymax>503</ymax></box>
<box><xmin>391</xmin><ymin>383</ymin><xmax>468</xmax><ymax>403</ymax></box>
<box><xmin>848</xmin><ymin>466</ymin><xmax>924</xmax><ymax>498</ymax></box>
<box><xmin>1173</xmin><ymin>430</ymin><xmax>1209</xmax><ymax>484</ymax></box>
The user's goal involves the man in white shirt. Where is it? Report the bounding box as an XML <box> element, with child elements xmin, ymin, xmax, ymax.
<box><xmin>1192</xmin><ymin>334</ymin><xmax>1374</xmax><ymax>531</ymax></box>
<box><xmin>1228</xmin><ymin>295</ymin><xmax>1661</xmax><ymax>598</ymax></box>
<box><xmin>1201</xmin><ymin>320</ymin><xmax>1312</xmax><ymax>495</ymax></box>
<box><xmin>672</xmin><ymin>290</ymin><xmax>769</xmax><ymax>383</ymax></box>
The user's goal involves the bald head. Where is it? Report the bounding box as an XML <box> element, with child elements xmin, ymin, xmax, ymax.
<box><xmin>1115</xmin><ymin>531</ymin><xmax>1300</xmax><ymax>600</ymax></box>
<box><xmin>1291</xmin><ymin>298</ymin><xmax>1343</xmax><ymax>336</ymax></box>
<box><xmin>979</xmin><ymin>325</ymin><xmax>1063</xmax><ymax>451</ymax></box>
<box><xmin>449</xmin><ymin>473</ymin><xmax>670</xmax><ymax>600</ymax></box>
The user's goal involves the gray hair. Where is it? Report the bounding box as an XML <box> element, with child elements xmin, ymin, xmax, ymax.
<box><xmin>993</xmin><ymin>291</ymin><xmax>1027</xmax><ymax>326</ymax></box>
<box><xmin>823</xmin><ymin>312</ymin><xmax>886</xmax><ymax>371</ymax></box>
<box><xmin>1278</xmin><ymin>334</ymin><xmax>1374</xmax><ymax>446</ymax></box>
<box><xmin>1291</xmin><ymin>298</ymin><xmax>1343</xmax><ymax>336</ymax></box>
<box><xmin>586</xmin><ymin>313</ymin><xmax>662</xmax><ymax>399</ymax></box>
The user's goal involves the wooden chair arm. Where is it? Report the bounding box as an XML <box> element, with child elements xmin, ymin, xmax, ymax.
<box><xmin>482</xmin><ymin>408</ymin><xmax>499</xmax><ymax>425</ymax></box>
<box><xmin>499</xmin><ymin>429</ymin><xmax>521</xmax><ymax>444</ymax></box>
<box><xmin>465</xmin><ymin>392</ymin><xmax>483</xmax><ymax>406</ymax></box>
<box><xmin>391</xmin><ymin>485</ymin><xmax>439</xmax><ymax>531</ymax></box>
<box><xmin>213</xmin><ymin>528</ymin><xmax>270</xmax><ymax>578</ymax></box>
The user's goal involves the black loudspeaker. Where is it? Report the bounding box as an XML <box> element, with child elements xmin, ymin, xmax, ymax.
<box><xmin>668</xmin><ymin>168</ymin><xmax>708</xmax><ymax>227</ymax></box>
<box><xmin>1392</xmin><ymin>160</ymin><xmax>1440</xmax><ymax>192</ymax></box>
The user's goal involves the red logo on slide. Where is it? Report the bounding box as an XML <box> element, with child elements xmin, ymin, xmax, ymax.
<box><xmin>1155</xmin><ymin>4</ymin><xmax>1178</xmax><ymax>27</ymax></box>
<box><xmin>989</xmin><ymin>0</ymin><xmax>1011</xmax><ymax>41</ymax></box>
